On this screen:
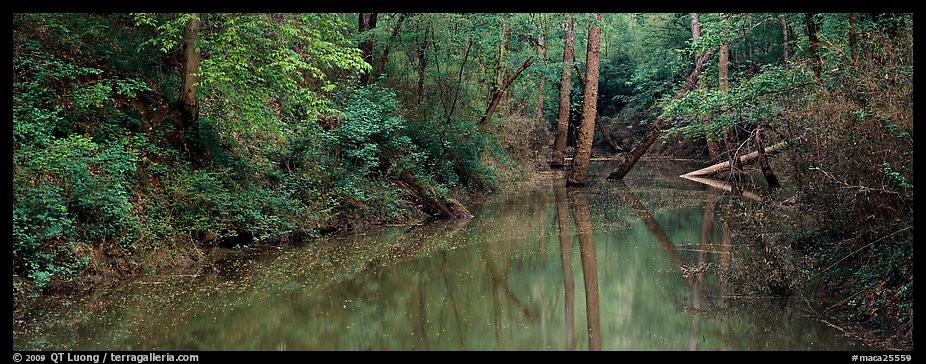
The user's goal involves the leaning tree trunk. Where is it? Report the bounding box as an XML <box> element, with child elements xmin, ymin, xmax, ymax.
<box><xmin>607</xmin><ymin>49</ymin><xmax>715</xmax><ymax>180</ymax></box>
<box><xmin>374</xmin><ymin>13</ymin><xmax>407</xmax><ymax>77</ymax></box>
<box><xmin>691</xmin><ymin>12</ymin><xmax>721</xmax><ymax>161</ymax></box>
<box><xmin>480</xmin><ymin>56</ymin><xmax>533</xmax><ymax>126</ymax></box>
<box><xmin>551</xmin><ymin>14</ymin><xmax>575</xmax><ymax>169</ymax></box>
<box><xmin>753</xmin><ymin>124</ymin><xmax>780</xmax><ymax>189</ymax></box>
<box><xmin>566</xmin><ymin>13</ymin><xmax>601</xmax><ymax>187</ymax></box>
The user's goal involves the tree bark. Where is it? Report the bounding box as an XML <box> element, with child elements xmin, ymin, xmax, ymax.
<box><xmin>375</xmin><ymin>13</ymin><xmax>407</xmax><ymax>77</ymax></box>
<box><xmin>566</xmin><ymin>13</ymin><xmax>601</xmax><ymax>187</ymax></box>
<box><xmin>551</xmin><ymin>14</ymin><xmax>575</xmax><ymax>169</ymax></box>
<box><xmin>753</xmin><ymin>124</ymin><xmax>780</xmax><ymax>190</ymax></box>
<box><xmin>781</xmin><ymin>15</ymin><xmax>790</xmax><ymax>67</ymax></box>
<box><xmin>179</xmin><ymin>13</ymin><xmax>205</xmax><ymax>165</ymax></box>
<box><xmin>479</xmin><ymin>56</ymin><xmax>533</xmax><ymax>126</ymax></box>
<box><xmin>359</xmin><ymin>13</ymin><xmax>378</xmax><ymax>86</ymax></box>
<box><xmin>805</xmin><ymin>13</ymin><xmax>823</xmax><ymax>82</ymax></box>
<box><xmin>607</xmin><ymin>49</ymin><xmax>715</xmax><ymax>180</ymax></box>
<box><xmin>681</xmin><ymin>140</ymin><xmax>788</xmax><ymax>177</ymax></box>
<box><xmin>691</xmin><ymin>12</ymin><xmax>721</xmax><ymax>161</ymax></box>
<box><xmin>574</xmin><ymin>68</ymin><xmax>621</xmax><ymax>154</ymax></box>
<box><xmin>180</xmin><ymin>13</ymin><xmax>201</xmax><ymax>125</ymax></box>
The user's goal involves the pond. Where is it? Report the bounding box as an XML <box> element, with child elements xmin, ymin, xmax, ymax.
<box><xmin>12</xmin><ymin>160</ymin><xmax>870</xmax><ymax>350</ymax></box>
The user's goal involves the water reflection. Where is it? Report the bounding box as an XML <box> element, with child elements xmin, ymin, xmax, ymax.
<box><xmin>12</xmin><ymin>161</ymin><xmax>870</xmax><ymax>351</ymax></box>
<box><xmin>554</xmin><ymin>182</ymin><xmax>576</xmax><ymax>351</ymax></box>
<box><xmin>569</xmin><ymin>187</ymin><xmax>601</xmax><ymax>351</ymax></box>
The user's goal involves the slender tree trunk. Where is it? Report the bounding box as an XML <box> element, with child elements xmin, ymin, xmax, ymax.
<box><xmin>551</xmin><ymin>14</ymin><xmax>575</xmax><ymax>169</ymax></box>
<box><xmin>536</xmin><ymin>15</ymin><xmax>546</xmax><ymax>127</ymax></box>
<box><xmin>753</xmin><ymin>124</ymin><xmax>780</xmax><ymax>189</ymax></box>
<box><xmin>805</xmin><ymin>13</ymin><xmax>823</xmax><ymax>82</ymax></box>
<box><xmin>607</xmin><ymin>49</ymin><xmax>715</xmax><ymax>179</ymax></box>
<box><xmin>781</xmin><ymin>15</ymin><xmax>790</xmax><ymax>67</ymax></box>
<box><xmin>566</xmin><ymin>13</ymin><xmax>601</xmax><ymax>187</ymax></box>
<box><xmin>375</xmin><ymin>13</ymin><xmax>407</xmax><ymax>77</ymax></box>
<box><xmin>849</xmin><ymin>12</ymin><xmax>858</xmax><ymax>65</ymax></box>
<box><xmin>719</xmin><ymin>41</ymin><xmax>740</xmax><ymax>176</ymax></box>
<box><xmin>594</xmin><ymin>116</ymin><xmax>622</xmax><ymax>153</ymax></box>
<box><xmin>479</xmin><ymin>56</ymin><xmax>533</xmax><ymax>126</ymax></box>
<box><xmin>553</xmin><ymin>181</ymin><xmax>576</xmax><ymax>351</ymax></box>
<box><xmin>691</xmin><ymin>12</ymin><xmax>721</xmax><ymax>161</ymax></box>
<box><xmin>569</xmin><ymin>189</ymin><xmax>600</xmax><ymax>351</ymax></box>
<box><xmin>358</xmin><ymin>13</ymin><xmax>378</xmax><ymax>85</ymax></box>
<box><xmin>415</xmin><ymin>22</ymin><xmax>429</xmax><ymax>103</ymax></box>
<box><xmin>445</xmin><ymin>40</ymin><xmax>473</xmax><ymax>123</ymax></box>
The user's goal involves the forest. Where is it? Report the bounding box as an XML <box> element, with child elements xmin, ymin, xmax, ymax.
<box><xmin>12</xmin><ymin>12</ymin><xmax>912</xmax><ymax>350</ymax></box>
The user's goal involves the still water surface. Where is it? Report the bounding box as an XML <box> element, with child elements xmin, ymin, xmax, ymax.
<box><xmin>13</xmin><ymin>161</ymin><xmax>868</xmax><ymax>350</ymax></box>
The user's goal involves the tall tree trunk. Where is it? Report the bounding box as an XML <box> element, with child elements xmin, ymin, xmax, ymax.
<box><xmin>180</xmin><ymin>14</ymin><xmax>201</xmax><ymax>123</ymax></box>
<box><xmin>415</xmin><ymin>22</ymin><xmax>429</xmax><ymax>103</ymax></box>
<box><xmin>753</xmin><ymin>124</ymin><xmax>780</xmax><ymax>189</ymax></box>
<box><xmin>551</xmin><ymin>14</ymin><xmax>575</xmax><ymax>169</ymax></box>
<box><xmin>569</xmin><ymin>189</ymin><xmax>600</xmax><ymax>351</ymax></box>
<box><xmin>574</xmin><ymin>67</ymin><xmax>621</xmax><ymax>154</ymax></box>
<box><xmin>553</xmin><ymin>181</ymin><xmax>576</xmax><ymax>350</ymax></box>
<box><xmin>445</xmin><ymin>40</ymin><xmax>473</xmax><ymax>123</ymax></box>
<box><xmin>375</xmin><ymin>13</ymin><xmax>407</xmax><ymax>77</ymax></box>
<box><xmin>607</xmin><ymin>49</ymin><xmax>715</xmax><ymax>179</ymax></box>
<box><xmin>691</xmin><ymin>12</ymin><xmax>721</xmax><ymax>161</ymax></box>
<box><xmin>536</xmin><ymin>15</ymin><xmax>546</xmax><ymax>127</ymax></box>
<box><xmin>180</xmin><ymin>13</ymin><xmax>203</xmax><ymax>164</ymax></box>
<box><xmin>781</xmin><ymin>15</ymin><xmax>790</xmax><ymax>67</ymax></box>
<box><xmin>479</xmin><ymin>56</ymin><xmax>533</xmax><ymax>126</ymax></box>
<box><xmin>719</xmin><ymin>41</ymin><xmax>740</xmax><ymax>176</ymax></box>
<box><xmin>805</xmin><ymin>13</ymin><xmax>823</xmax><ymax>82</ymax></box>
<box><xmin>358</xmin><ymin>13</ymin><xmax>378</xmax><ymax>86</ymax></box>
<box><xmin>566</xmin><ymin>13</ymin><xmax>601</xmax><ymax>187</ymax></box>
<box><xmin>849</xmin><ymin>12</ymin><xmax>858</xmax><ymax>65</ymax></box>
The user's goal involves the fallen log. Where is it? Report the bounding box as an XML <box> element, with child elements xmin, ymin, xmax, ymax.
<box><xmin>382</xmin><ymin>146</ymin><xmax>473</xmax><ymax>220</ymax></box>
<box><xmin>398</xmin><ymin>171</ymin><xmax>473</xmax><ymax>220</ymax></box>
<box><xmin>681</xmin><ymin>140</ymin><xmax>788</xmax><ymax>177</ymax></box>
